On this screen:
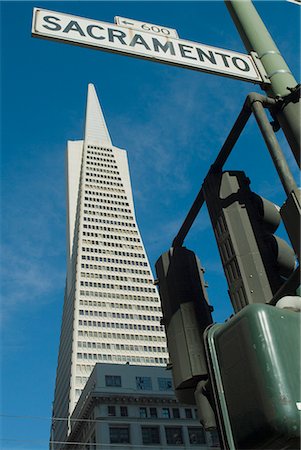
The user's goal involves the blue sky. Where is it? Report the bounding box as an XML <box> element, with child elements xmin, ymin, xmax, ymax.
<box><xmin>1</xmin><ymin>1</ymin><xmax>300</xmax><ymax>448</ymax></box>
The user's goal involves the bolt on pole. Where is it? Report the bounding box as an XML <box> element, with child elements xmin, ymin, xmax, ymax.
<box><xmin>225</xmin><ymin>0</ymin><xmax>300</xmax><ymax>168</ymax></box>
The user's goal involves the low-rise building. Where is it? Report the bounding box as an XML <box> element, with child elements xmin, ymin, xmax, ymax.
<box><xmin>61</xmin><ymin>363</ymin><xmax>220</xmax><ymax>449</ymax></box>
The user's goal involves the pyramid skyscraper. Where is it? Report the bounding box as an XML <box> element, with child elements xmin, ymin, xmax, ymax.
<box><xmin>52</xmin><ymin>84</ymin><xmax>169</xmax><ymax>443</ymax></box>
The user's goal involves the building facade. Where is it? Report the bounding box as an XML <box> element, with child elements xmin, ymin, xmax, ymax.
<box><xmin>52</xmin><ymin>84</ymin><xmax>169</xmax><ymax>444</ymax></box>
<box><xmin>63</xmin><ymin>363</ymin><xmax>219</xmax><ymax>450</ymax></box>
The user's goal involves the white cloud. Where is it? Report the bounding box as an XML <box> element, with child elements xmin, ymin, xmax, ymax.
<box><xmin>0</xmin><ymin>242</ymin><xmax>65</xmax><ymax>325</ymax></box>
<box><xmin>113</xmin><ymin>70</ymin><xmax>251</xmax><ymax>215</ymax></box>
<box><xmin>1</xmin><ymin>148</ymin><xmax>66</xmax><ymax>326</ymax></box>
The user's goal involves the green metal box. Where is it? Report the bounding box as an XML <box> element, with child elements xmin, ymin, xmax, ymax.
<box><xmin>205</xmin><ymin>304</ymin><xmax>300</xmax><ymax>449</ymax></box>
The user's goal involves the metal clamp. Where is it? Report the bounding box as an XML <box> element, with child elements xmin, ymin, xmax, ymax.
<box><xmin>275</xmin><ymin>84</ymin><xmax>301</xmax><ymax>111</ymax></box>
<box><xmin>257</xmin><ymin>50</ymin><xmax>281</xmax><ymax>59</ymax></box>
<box><xmin>266</xmin><ymin>68</ymin><xmax>293</xmax><ymax>79</ymax></box>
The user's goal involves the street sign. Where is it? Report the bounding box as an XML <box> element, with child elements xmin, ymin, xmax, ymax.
<box><xmin>32</xmin><ymin>8</ymin><xmax>267</xmax><ymax>84</ymax></box>
<box><xmin>115</xmin><ymin>16</ymin><xmax>179</xmax><ymax>39</ymax></box>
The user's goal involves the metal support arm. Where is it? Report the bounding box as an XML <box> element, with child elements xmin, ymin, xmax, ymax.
<box><xmin>172</xmin><ymin>92</ymin><xmax>298</xmax><ymax>248</ymax></box>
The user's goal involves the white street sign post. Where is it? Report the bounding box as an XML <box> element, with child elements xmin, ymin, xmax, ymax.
<box><xmin>32</xmin><ymin>8</ymin><xmax>269</xmax><ymax>84</ymax></box>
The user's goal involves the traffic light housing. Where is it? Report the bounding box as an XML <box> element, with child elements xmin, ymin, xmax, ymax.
<box><xmin>155</xmin><ymin>247</ymin><xmax>213</xmax><ymax>403</ymax></box>
<box><xmin>203</xmin><ymin>170</ymin><xmax>296</xmax><ymax>313</ymax></box>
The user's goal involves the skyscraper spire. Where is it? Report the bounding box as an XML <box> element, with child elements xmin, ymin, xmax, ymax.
<box><xmin>84</xmin><ymin>83</ymin><xmax>112</xmax><ymax>145</ymax></box>
<box><xmin>52</xmin><ymin>85</ymin><xmax>169</xmax><ymax>445</ymax></box>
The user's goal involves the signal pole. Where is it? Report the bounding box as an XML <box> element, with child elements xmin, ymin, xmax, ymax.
<box><xmin>225</xmin><ymin>0</ymin><xmax>300</xmax><ymax>167</ymax></box>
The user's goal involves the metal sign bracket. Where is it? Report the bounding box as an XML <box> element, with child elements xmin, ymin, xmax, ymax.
<box><xmin>250</xmin><ymin>51</ymin><xmax>271</xmax><ymax>86</ymax></box>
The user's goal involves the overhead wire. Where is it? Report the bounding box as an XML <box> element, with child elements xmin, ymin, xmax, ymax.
<box><xmin>1</xmin><ymin>439</ymin><xmax>170</xmax><ymax>448</ymax></box>
<box><xmin>1</xmin><ymin>412</ymin><xmax>213</xmax><ymax>448</ymax></box>
<box><xmin>1</xmin><ymin>412</ymin><xmax>133</xmax><ymax>424</ymax></box>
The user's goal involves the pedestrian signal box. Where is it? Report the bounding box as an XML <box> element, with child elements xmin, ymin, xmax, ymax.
<box><xmin>205</xmin><ymin>303</ymin><xmax>300</xmax><ymax>449</ymax></box>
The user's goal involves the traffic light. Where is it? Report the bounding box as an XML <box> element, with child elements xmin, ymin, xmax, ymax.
<box><xmin>155</xmin><ymin>247</ymin><xmax>215</xmax><ymax>428</ymax></box>
<box><xmin>203</xmin><ymin>170</ymin><xmax>296</xmax><ymax>313</ymax></box>
<box><xmin>280</xmin><ymin>188</ymin><xmax>301</xmax><ymax>261</ymax></box>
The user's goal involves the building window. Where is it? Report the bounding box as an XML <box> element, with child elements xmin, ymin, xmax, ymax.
<box><xmin>161</xmin><ymin>407</ymin><xmax>170</xmax><ymax>419</ymax></box>
<box><xmin>108</xmin><ymin>405</ymin><xmax>116</xmax><ymax>416</ymax></box>
<box><xmin>141</xmin><ymin>426</ymin><xmax>160</xmax><ymax>445</ymax></box>
<box><xmin>185</xmin><ymin>408</ymin><xmax>193</xmax><ymax>419</ymax></box>
<box><xmin>136</xmin><ymin>376</ymin><xmax>152</xmax><ymax>390</ymax></box>
<box><xmin>90</xmin><ymin>432</ymin><xmax>96</xmax><ymax>449</ymax></box>
<box><xmin>139</xmin><ymin>407</ymin><xmax>147</xmax><ymax>418</ymax></box>
<box><xmin>150</xmin><ymin>407</ymin><xmax>157</xmax><ymax>418</ymax></box>
<box><xmin>165</xmin><ymin>427</ymin><xmax>183</xmax><ymax>445</ymax></box>
<box><xmin>209</xmin><ymin>430</ymin><xmax>220</xmax><ymax>447</ymax></box>
<box><xmin>105</xmin><ymin>375</ymin><xmax>122</xmax><ymax>387</ymax></box>
<box><xmin>120</xmin><ymin>406</ymin><xmax>128</xmax><ymax>417</ymax></box>
<box><xmin>188</xmin><ymin>427</ymin><xmax>206</xmax><ymax>445</ymax></box>
<box><xmin>172</xmin><ymin>408</ymin><xmax>180</xmax><ymax>419</ymax></box>
<box><xmin>158</xmin><ymin>377</ymin><xmax>173</xmax><ymax>391</ymax></box>
<box><xmin>109</xmin><ymin>426</ymin><xmax>130</xmax><ymax>444</ymax></box>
